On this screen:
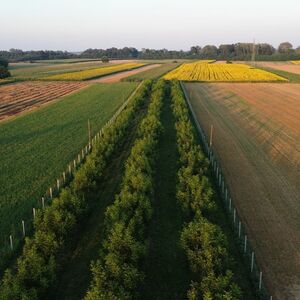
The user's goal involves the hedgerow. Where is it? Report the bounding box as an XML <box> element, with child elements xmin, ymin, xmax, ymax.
<box><xmin>84</xmin><ymin>80</ymin><xmax>165</xmax><ymax>300</ymax></box>
<box><xmin>171</xmin><ymin>80</ymin><xmax>242</xmax><ymax>300</ymax></box>
<box><xmin>0</xmin><ymin>81</ymin><xmax>152</xmax><ymax>300</ymax></box>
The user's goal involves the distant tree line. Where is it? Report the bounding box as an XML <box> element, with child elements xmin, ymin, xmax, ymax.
<box><xmin>1</xmin><ymin>42</ymin><xmax>300</xmax><ymax>62</ymax></box>
<box><xmin>189</xmin><ymin>42</ymin><xmax>300</xmax><ymax>61</ymax></box>
<box><xmin>80</xmin><ymin>47</ymin><xmax>139</xmax><ymax>59</ymax></box>
<box><xmin>80</xmin><ymin>42</ymin><xmax>300</xmax><ymax>60</ymax></box>
<box><xmin>0</xmin><ymin>49</ymin><xmax>76</xmax><ymax>62</ymax></box>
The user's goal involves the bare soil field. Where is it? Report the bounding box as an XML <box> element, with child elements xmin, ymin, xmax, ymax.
<box><xmin>90</xmin><ymin>64</ymin><xmax>161</xmax><ymax>83</ymax></box>
<box><xmin>184</xmin><ymin>82</ymin><xmax>300</xmax><ymax>300</ymax></box>
<box><xmin>254</xmin><ymin>61</ymin><xmax>300</xmax><ymax>75</ymax></box>
<box><xmin>0</xmin><ymin>81</ymin><xmax>90</xmax><ymax>121</ymax></box>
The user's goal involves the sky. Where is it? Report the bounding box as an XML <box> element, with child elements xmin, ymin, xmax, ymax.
<box><xmin>1</xmin><ymin>0</ymin><xmax>299</xmax><ymax>51</ymax></box>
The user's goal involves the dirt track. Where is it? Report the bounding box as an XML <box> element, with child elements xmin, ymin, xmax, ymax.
<box><xmin>0</xmin><ymin>81</ymin><xmax>89</xmax><ymax>121</ymax></box>
<box><xmin>185</xmin><ymin>82</ymin><xmax>300</xmax><ymax>300</ymax></box>
<box><xmin>90</xmin><ymin>64</ymin><xmax>161</xmax><ymax>83</ymax></box>
<box><xmin>255</xmin><ymin>61</ymin><xmax>300</xmax><ymax>75</ymax></box>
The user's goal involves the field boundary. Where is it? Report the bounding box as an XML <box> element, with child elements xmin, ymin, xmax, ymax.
<box><xmin>0</xmin><ymin>81</ymin><xmax>144</xmax><ymax>271</ymax></box>
<box><xmin>179</xmin><ymin>81</ymin><xmax>272</xmax><ymax>300</ymax></box>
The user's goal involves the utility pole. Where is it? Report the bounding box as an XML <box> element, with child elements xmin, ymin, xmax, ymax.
<box><xmin>251</xmin><ymin>39</ymin><xmax>256</xmax><ymax>67</ymax></box>
<box><xmin>88</xmin><ymin>119</ymin><xmax>91</xmax><ymax>146</ymax></box>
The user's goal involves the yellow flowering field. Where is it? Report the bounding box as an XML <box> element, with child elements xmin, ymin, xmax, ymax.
<box><xmin>290</xmin><ymin>61</ymin><xmax>300</xmax><ymax>65</ymax></box>
<box><xmin>164</xmin><ymin>61</ymin><xmax>287</xmax><ymax>82</ymax></box>
<box><xmin>42</xmin><ymin>62</ymin><xmax>146</xmax><ymax>80</ymax></box>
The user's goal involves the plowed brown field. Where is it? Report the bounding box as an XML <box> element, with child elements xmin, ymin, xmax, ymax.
<box><xmin>184</xmin><ymin>82</ymin><xmax>300</xmax><ymax>300</ymax></box>
<box><xmin>0</xmin><ymin>81</ymin><xmax>90</xmax><ymax>121</ymax></box>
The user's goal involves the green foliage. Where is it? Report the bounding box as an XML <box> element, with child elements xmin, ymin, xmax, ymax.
<box><xmin>171</xmin><ymin>80</ymin><xmax>242</xmax><ymax>299</ymax></box>
<box><xmin>85</xmin><ymin>80</ymin><xmax>165</xmax><ymax>299</ymax></box>
<box><xmin>0</xmin><ymin>81</ymin><xmax>152</xmax><ymax>299</ymax></box>
<box><xmin>101</xmin><ymin>56</ymin><xmax>109</xmax><ymax>63</ymax></box>
<box><xmin>0</xmin><ymin>58</ymin><xmax>10</xmax><ymax>78</ymax></box>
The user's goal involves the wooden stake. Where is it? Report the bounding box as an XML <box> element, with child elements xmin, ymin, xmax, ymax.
<box><xmin>209</xmin><ymin>125</ymin><xmax>213</xmax><ymax>147</ymax></box>
<box><xmin>238</xmin><ymin>221</ymin><xmax>241</xmax><ymax>237</ymax></box>
<box><xmin>42</xmin><ymin>197</ymin><xmax>45</xmax><ymax>209</ymax></box>
<box><xmin>244</xmin><ymin>235</ymin><xmax>247</xmax><ymax>253</ymax></box>
<box><xmin>57</xmin><ymin>179</ymin><xmax>60</xmax><ymax>191</ymax></box>
<box><xmin>251</xmin><ymin>252</ymin><xmax>254</xmax><ymax>272</ymax></box>
<box><xmin>259</xmin><ymin>271</ymin><xmax>262</xmax><ymax>290</ymax></box>
<box><xmin>22</xmin><ymin>220</ymin><xmax>26</xmax><ymax>237</ymax></box>
<box><xmin>50</xmin><ymin>187</ymin><xmax>53</xmax><ymax>199</ymax></box>
<box><xmin>33</xmin><ymin>208</ymin><xmax>36</xmax><ymax>219</ymax></box>
<box><xmin>63</xmin><ymin>172</ymin><xmax>66</xmax><ymax>183</ymax></box>
<box><xmin>9</xmin><ymin>235</ymin><xmax>13</xmax><ymax>251</ymax></box>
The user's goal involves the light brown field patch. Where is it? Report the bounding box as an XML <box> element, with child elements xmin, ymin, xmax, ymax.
<box><xmin>255</xmin><ymin>61</ymin><xmax>300</xmax><ymax>75</ymax></box>
<box><xmin>90</xmin><ymin>64</ymin><xmax>161</xmax><ymax>83</ymax></box>
<box><xmin>0</xmin><ymin>81</ymin><xmax>90</xmax><ymax>121</ymax></box>
<box><xmin>185</xmin><ymin>82</ymin><xmax>300</xmax><ymax>300</ymax></box>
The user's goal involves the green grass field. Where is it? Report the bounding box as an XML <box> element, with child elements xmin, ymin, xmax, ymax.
<box><xmin>0</xmin><ymin>82</ymin><xmax>137</xmax><ymax>243</ymax></box>
<box><xmin>123</xmin><ymin>62</ymin><xmax>182</xmax><ymax>81</ymax></box>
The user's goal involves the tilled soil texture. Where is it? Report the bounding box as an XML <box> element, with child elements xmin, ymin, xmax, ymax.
<box><xmin>184</xmin><ymin>82</ymin><xmax>300</xmax><ymax>300</ymax></box>
<box><xmin>90</xmin><ymin>64</ymin><xmax>161</xmax><ymax>83</ymax></box>
<box><xmin>0</xmin><ymin>81</ymin><xmax>90</xmax><ymax>121</ymax></box>
<box><xmin>255</xmin><ymin>61</ymin><xmax>300</xmax><ymax>75</ymax></box>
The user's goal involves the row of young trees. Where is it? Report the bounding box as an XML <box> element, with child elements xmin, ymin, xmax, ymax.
<box><xmin>171</xmin><ymin>80</ymin><xmax>242</xmax><ymax>300</ymax></box>
<box><xmin>0</xmin><ymin>82</ymin><xmax>152</xmax><ymax>300</ymax></box>
<box><xmin>84</xmin><ymin>80</ymin><xmax>165</xmax><ymax>300</ymax></box>
<box><xmin>0</xmin><ymin>58</ymin><xmax>11</xmax><ymax>79</ymax></box>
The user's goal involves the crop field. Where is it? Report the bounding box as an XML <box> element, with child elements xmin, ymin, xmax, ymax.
<box><xmin>42</xmin><ymin>62</ymin><xmax>146</xmax><ymax>81</ymax></box>
<box><xmin>184</xmin><ymin>82</ymin><xmax>300</xmax><ymax>300</ymax></box>
<box><xmin>0</xmin><ymin>82</ymin><xmax>137</xmax><ymax>255</ymax></box>
<box><xmin>0</xmin><ymin>81</ymin><xmax>90</xmax><ymax>121</ymax></box>
<box><xmin>8</xmin><ymin>60</ymin><xmax>114</xmax><ymax>79</ymax></box>
<box><xmin>0</xmin><ymin>80</ymin><xmax>255</xmax><ymax>300</ymax></box>
<box><xmin>91</xmin><ymin>64</ymin><xmax>161</xmax><ymax>83</ymax></box>
<box><xmin>254</xmin><ymin>61</ymin><xmax>300</xmax><ymax>75</ymax></box>
<box><xmin>164</xmin><ymin>60</ymin><xmax>286</xmax><ymax>81</ymax></box>
<box><xmin>123</xmin><ymin>61</ymin><xmax>182</xmax><ymax>81</ymax></box>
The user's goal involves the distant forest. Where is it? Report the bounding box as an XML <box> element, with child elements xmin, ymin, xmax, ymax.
<box><xmin>1</xmin><ymin>42</ymin><xmax>300</xmax><ymax>62</ymax></box>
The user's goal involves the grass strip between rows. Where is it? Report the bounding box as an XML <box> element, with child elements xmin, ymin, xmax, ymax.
<box><xmin>0</xmin><ymin>81</ymin><xmax>152</xmax><ymax>300</ymax></box>
<box><xmin>171</xmin><ymin>80</ymin><xmax>242</xmax><ymax>300</ymax></box>
<box><xmin>84</xmin><ymin>80</ymin><xmax>165</xmax><ymax>300</ymax></box>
